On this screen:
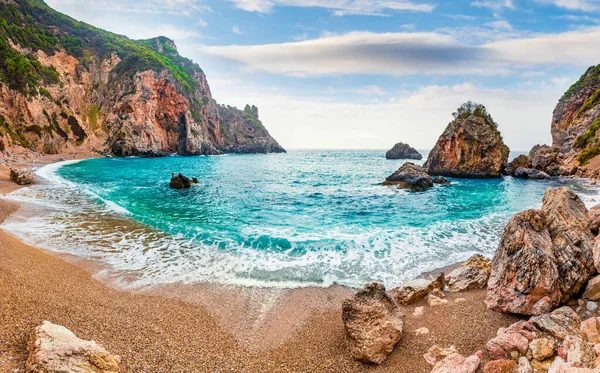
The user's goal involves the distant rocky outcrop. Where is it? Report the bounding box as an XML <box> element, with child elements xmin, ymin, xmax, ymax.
<box><xmin>342</xmin><ymin>283</ymin><xmax>404</xmax><ymax>364</ymax></box>
<box><xmin>0</xmin><ymin>1</ymin><xmax>284</xmax><ymax>157</ymax></box>
<box><xmin>383</xmin><ymin>162</ymin><xmax>434</xmax><ymax>190</ymax></box>
<box><xmin>26</xmin><ymin>321</ymin><xmax>121</xmax><ymax>373</ymax></box>
<box><xmin>486</xmin><ymin>187</ymin><xmax>595</xmax><ymax>315</ymax></box>
<box><xmin>170</xmin><ymin>173</ymin><xmax>196</xmax><ymax>189</ymax></box>
<box><xmin>9</xmin><ymin>167</ymin><xmax>36</xmax><ymax>185</ymax></box>
<box><xmin>425</xmin><ymin>102</ymin><xmax>509</xmax><ymax>178</ymax></box>
<box><xmin>385</xmin><ymin>142</ymin><xmax>422</xmax><ymax>160</ymax></box>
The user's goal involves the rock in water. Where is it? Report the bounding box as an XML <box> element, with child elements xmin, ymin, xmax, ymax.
<box><xmin>26</xmin><ymin>321</ymin><xmax>121</xmax><ymax>373</ymax></box>
<box><xmin>486</xmin><ymin>187</ymin><xmax>595</xmax><ymax>315</ymax></box>
<box><xmin>446</xmin><ymin>254</ymin><xmax>492</xmax><ymax>293</ymax></box>
<box><xmin>513</xmin><ymin>167</ymin><xmax>550</xmax><ymax>180</ymax></box>
<box><xmin>385</xmin><ymin>142</ymin><xmax>422</xmax><ymax>160</ymax></box>
<box><xmin>383</xmin><ymin>162</ymin><xmax>433</xmax><ymax>190</ymax></box>
<box><xmin>342</xmin><ymin>283</ymin><xmax>404</xmax><ymax>364</ymax></box>
<box><xmin>170</xmin><ymin>173</ymin><xmax>193</xmax><ymax>189</ymax></box>
<box><xmin>425</xmin><ymin>102</ymin><xmax>509</xmax><ymax>178</ymax></box>
<box><xmin>9</xmin><ymin>167</ymin><xmax>36</xmax><ymax>185</ymax></box>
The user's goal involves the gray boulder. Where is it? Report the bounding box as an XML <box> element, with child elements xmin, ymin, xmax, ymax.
<box><xmin>383</xmin><ymin>162</ymin><xmax>433</xmax><ymax>190</ymax></box>
<box><xmin>514</xmin><ymin>167</ymin><xmax>550</xmax><ymax>180</ymax></box>
<box><xmin>386</xmin><ymin>142</ymin><xmax>422</xmax><ymax>160</ymax></box>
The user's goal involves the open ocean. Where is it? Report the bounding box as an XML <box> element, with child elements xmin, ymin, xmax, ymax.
<box><xmin>3</xmin><ymin>150</ymin><xmax>600</xmax><ymax>289</ymax></box>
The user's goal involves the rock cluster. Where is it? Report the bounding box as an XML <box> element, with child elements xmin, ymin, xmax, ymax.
<box><xmin>169</xmin><ymin>173</ymin><xmax>198</xmax><ymax>189</ymax></box>
<box><xmin>385</xmin><ymin>142</ymin><xmax>423</xmax><ymax>160</ymax></box>
<box><xmin>383</xmin><ymin>162</ymin><xmax>450</xmax><ymax>190</ymax></box>
<box><xmin>486</xmin><ymin>187</ymin><xmax>596</xmax><ymax>315</ymax></box>
<box><xmin>341</xmin><ymin>283</ymin><xmax>404</xmax><ymax>364</ymax></box>
<box><xmin>425</xmin><ymin>102</ymin><xmax>509</xmax><ymax>178</ymax></box>
<box><xmin>26</xmin><ymin>321</ymin><xmax>121</xmax><ymax>373</ymax></box>
<box><xmin>9</xmin><ymin>167</ymin><xmax>36</xmax><ymax>185</ymax></box>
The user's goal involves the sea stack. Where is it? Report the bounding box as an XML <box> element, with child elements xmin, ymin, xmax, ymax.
<box><xmin>385</xmin><ymin>142</ymin><xmax>422</xmax><ymax>160</ymax></box>
<box><xmin>425</xmin><ymin>102</ymin><xmax>509</xmax><ymax>178</ymax></box>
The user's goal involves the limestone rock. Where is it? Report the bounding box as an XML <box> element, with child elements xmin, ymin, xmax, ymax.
<box><xmin>529</xmin><ymin>144</ymin><xmax>560</xmax><ymax>171</ymax></box>
<box><xmin>393</xmin><ymin>273</ymin><xmax>444</xmax><ymax>305</ymax></box>
<box><xmin>516</xmin><ymin>357</ymin><xmax>533</xmax><ymax>373</ymax></box>
<box><xmin>415</xmin><ymin>327</ymin><xmax>430</xmax><ymax>336</ymax></box>
<box><xmin>487</xmin><ymin>321</ymin><xmax>534</xmax><ymax>360</ymax></box>
<box><xmin>413</xmin><ymin>306</ymin><xmax>425</xmax><ymax>318</ymax></box>
<box><xmin>430</xmin><ymin>351</ymin><xmax>483</xmax><ymax>373</ymax></box>
<box><xmin>531</xmin><ymin>307</ymin><xmax>581</xmax><ymax>341</ymax></box>
<box><xmin>588</xmin><ymin>204</ymin><xmax>600</xmax><ymax>234</ymax></box>
<box><xmin>385</xmin><ymin>142</ymin><xmax>422</xmax><ymax>160</ymax></box>
<box><xmin>594</xmin><ymin>236</ymin><xmax>600</xmax><ymax>273</ymax></box>
<box><xmin>529</xmin><ymin>338</ymin><xmax>556</xmax><ymax>361</ymax></box>
<box><xmin>428</xmin><ymin>294</ymin><xmax>448</xmax><ymax>307</ymax></box>
<box><xmin>424</xmin><ymin>102</ymin><xmax>509</xmax><ymax>178</ymax></box>
<box><xmin>342</xmin><ymin>283</ymin><xmax>404</xmax><ymax>364</ymax></box>
<box><xmin>514</xmin><ymin>167</ymin><xmax>550</xmax><ymax>180</ymax></box>
<box><xmin>564</xmin><ymin>336</ymin><xmax>597</xmax><ymax>368</ymax></box>
<box><xmin>383</xmin><ymin>162</ymin><xmax>433</xmax><ymax>190</ymax></box>
<box><xmin>424</xmin><ymin>345</ymin><xmax>459</xmax><ymax>366</ymax></box>
<box><xmin>9</xmin><ymin>167</ymin><xmax>36</xmax><ymax>185</ymax></box>
<box><xmin>584</xmin><ymin>276</ymin><xmax>600</xmax><ymax>301</ymax></box>
<box><xmin>510</xmin><ymin>155</ymin><xmax>532</xmax><ymax>173</ymax></box>
<box><xmin>581</xmin><ymin>317</ymin><xmax>600</xmax><ymax>344</ymax></box>
<box><xmin>170</xmin><ymin>173</ymin><xmax>193</xmax><ymax>189</ymax></box>
<box><xmin>447</xmin><ymin>254</ymin><xmax>492</xmax><ymax>292</ymax></box>
<box><xmin>26</xmin><ymin>321</ymin><xmax>121</xmax><ymax>373</ymax></box>
<box><xmin>486</xmin><ymin>187</ymin><xmax>595</xmax><ymax>315</ymax></box>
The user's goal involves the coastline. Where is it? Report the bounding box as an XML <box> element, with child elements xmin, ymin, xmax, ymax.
<box><xmin>0</xmin><ymin>155</ymin><xmax>524</xmax><ymax>372</ymax></box>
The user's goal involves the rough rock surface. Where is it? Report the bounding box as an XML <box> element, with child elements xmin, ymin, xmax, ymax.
<box><xmin>510</xmin><ymin>155</ymin><xmax>532</xmax><ymax>172</ymax></box>
<box><xmin>584</xmin><ymin>276</ymin><xmax>600</xmax><ymax>301</ymax></box>
<box><xmin>425</xmin><ymin>110</ymin><xmax>509</xmax><ymax>178</ymax></box>
<box><xmin>341</xmin><ymin>283</ymin><xmax>404</xmax><ymax>364</ymax></box>
<box><xmin>26</xmin><ymin>321</ymin><xmax>121</xmax><ymax>373</ymax></box>
<box><xmin>432</xmin><ymin>176</ymin><xmax>451</xmax><ymax>184</ymax></box>
<box><xmin>0</xmin><ymin>2</ymin><xmax>284</xmax><ymax>157</ymax></box>
<box><xmin>430</xmin><ymin>351</ymin><xmax>483</xmax><ymax>373</ymax></box>
<box><xmin>393</xmin><ymin>273</ymin><xmax>445</xmax><ymax>305</ymax></box>
<box><xmin>529</xmin><ymin>144</ymin><xmax>560</xmax><ymax>171</ymax></box>
<box><xmin>385</xmin><ymin>142</ymin><xmax>423</xmax><ymax>160</ymax></box>
<box><xmin>170</xmin><ymin>173</ymin><xmax>193</xmax><ymax>189</ymax></box>
<box><xmin>589</xmin><ymin>204</ymin><xmax>600</xmax><ymax>234</ymax></box>
<box><xmin>9</xmin><ymin>167</ymin><xmax>36</xmax><ymax>185</ymax></box>
<box><xmin>486</xmin><ymin>187</ymin><xmax>595</xmax><ymax>315</ymax></box>
<box><xmin>514</xmin><ymin>167</ymin><xmax>550</xmax><ymax>180</ymax></box>
<box><xmin>447</xmin><ymin>254</ymin><xmax>492</xmax><ymax>292</ymax></box>
<box><xmin>383</xmin><ymin>162</ymin><xmax>434</xmax><ymax>190</ymax></box>
<box><xmin>484</xmin><ymin>359</ymin><xmax>516</xmax><ymax>373</ymax></box>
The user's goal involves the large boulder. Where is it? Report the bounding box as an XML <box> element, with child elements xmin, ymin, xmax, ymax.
<box><xmin>424</xmin><ymin>102</ymin><xmax>509</xmax><ymax>178</ymax></box>
<box><xmin>486</xmin><ymin>187</ymin><xmax>595</xmax><ymax>315</ymax></box>
<box><xmin>385</xmin><ymin>142</ymin><xmax>423</xmax><ymax>160</ymax></box>
<box><xmin>511</xmin><ymin>155</ymin><xmax>532</xmax><ymax>171</ymax></box>
<box><xmin>26</xmin><ymin>321</ymin><xmax>121</xmax><ymax>373</ymax></box>
<box><xmin>10</xmin><ymin>167</ymin><xmax>36</xmax><ymax>185</ymax></box>
<box><xmin>529</xmin><ymin>144</ymin><xmax>560</xmax><ymax>171</ymax></box>
<box><xmin>447</xmin><ymin>254</ymin><xmax>492</xmax><ymax>293</ymax></box>
<box><xmin>342</xmin><ymin>283</ymin><xmax>404</xmax><ymax>364</ymax></box>
<box><xmin>170</xmin><ymin>173</ymin><xmax>193</xmax><ymax>189</ymax></box>
<box><xmin>383</xmin><ymin>162</ymin><xmax>433</xmax><ymax>190</ymax></box>
<box><xmin>589</xmin><ymin>204</ymin><xmax>600</xmax><ymax>234</ymax></box>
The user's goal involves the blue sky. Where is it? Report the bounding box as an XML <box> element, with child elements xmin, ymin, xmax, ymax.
<box><xmin>45</xmin><ymin>0</ymin><xmax>600</xmax><ymax>151</ymax></box>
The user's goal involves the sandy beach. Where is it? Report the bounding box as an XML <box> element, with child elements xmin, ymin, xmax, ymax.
<box><xmin>0</xmin><ymin>157</ymin><xmax>522</xmax><ymax>373</ymax></box>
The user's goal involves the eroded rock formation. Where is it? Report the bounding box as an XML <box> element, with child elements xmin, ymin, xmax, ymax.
<box><xmin>9</xmin><ymin>167</ymin><xmax>36</xmax><ymax>185</ymax></box>
<box><xmin>385</xmin><ymin>142</ymin><xmax>423</xmax><ymax>160</ymax></box>
<box><xmin>384</xmin><ymin>162</ymin><xmax>434</xmax><ymax>190</ymax></box>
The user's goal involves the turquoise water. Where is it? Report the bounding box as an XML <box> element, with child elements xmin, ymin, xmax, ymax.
<box><xmin>3</xmin><ymin>150</ymin><xmax>600</xmax><ymax>289</ymax></box>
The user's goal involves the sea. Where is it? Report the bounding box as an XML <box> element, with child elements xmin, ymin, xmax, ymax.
<box><xmin>2</xmin><ymin>150</ymin><xmax>599</xmax><ymax>289</ymax></box>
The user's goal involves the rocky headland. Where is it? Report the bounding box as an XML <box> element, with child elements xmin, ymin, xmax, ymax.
<box><xmin>425</xmin><ymin>101</ymin><xmax>509</xmax><ymax>178</ymax></box>
<box><xmin>0</xmin><ymin>1</ymin><xmax>284</xmax><ymax>159</ymax></box>
<box><xmin>385</xmin><ymin>142</ymin><xmax>422</xmax><ymax>160</ymax></box>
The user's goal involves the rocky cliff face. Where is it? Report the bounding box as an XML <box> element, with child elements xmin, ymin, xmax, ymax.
<box><xmin>0</xmin><ymin>0</ymin><xmax>284</xmax><ymax>157</ymax></box>
<box><xmin>425</xmin><ymin>102</ymin><xmax>509</xmax><ymax>178</ymax></box>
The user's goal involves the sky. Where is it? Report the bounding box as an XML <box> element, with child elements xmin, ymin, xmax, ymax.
<box><xmin>44</xmin><ymin>0</ymin><xmax>600</xmax><ymax>151</ymax></box>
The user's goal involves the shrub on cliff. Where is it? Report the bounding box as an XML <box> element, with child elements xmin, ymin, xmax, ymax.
<box><xmin>451</xmin><ymin>101</ymin><xmax>497</xmax><ymax>128</ymax></box>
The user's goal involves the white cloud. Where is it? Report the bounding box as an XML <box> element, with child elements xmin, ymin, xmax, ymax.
<box><xmin>227</xmin><ymin>0</ymin><xmax>436</xmax><ymax>15</ymax></box>
<box><xmin>208</xmin><ymin>79</ymin><xmax>569</xmax><ymax>151</ymax></box>
<box><xmin>232</xmin><ymin>25</ymin><xmax>244</xmax><ymax>35</ymax></box>
<box><xmin>202</xmin><ymin>28</ymin><xmax>600</xmax><ymax>77</ymax></box>
<box><xmin>485</xmin><ymin>20</ymin><xmax>513</xmax><ymax>30</ymax></box>
<box><xmin>47</xmin><ymin>0</ymin><xmax>211</xmax><ymax>16</ymax></box>
<box><xmin>471</xmin><ymin>0</ymin><xmax>516</xmax><ymax>10</ymax></box>
<box><xmin>536</xmin><ymin>0</ymin><xmax>600</xmax><ymax>11</ymax></box>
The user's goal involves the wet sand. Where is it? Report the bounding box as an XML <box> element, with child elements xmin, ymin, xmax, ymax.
<box><xmin>0</xmin><ymin>157</ymin><xmax>521</xmax><ymax>373</ymax></box>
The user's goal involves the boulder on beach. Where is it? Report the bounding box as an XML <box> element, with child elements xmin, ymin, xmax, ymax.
<box><xmin>589</xmin><ymin>204</ymin><xmax>600</xmax><ymax>234</ymax></box>
<box><xmin>170</xmin><ymin>173</ymin><xmax>193</xmax><ymax>189</ymax></box>
<box><xmin>342</xmin><ymin>283</ymin><xmax>404</xmax><ymax>364</ymax></box>
<box><xmin>26</xmin><ymin>321</ymin><xmax>121</xmax><ymax>373</ymax></box>
<box><xmin>383</xmin><ymin>162</ymin><xmax>433</xmax><ymax>190</ymax></box>
<box><xmin>424</xmin><ymin>102</ymin><xmax>509</xmax><ymax>178</ymax></box>
<box><xmin>529</xmin><ymin>144</ymin><xmax>560</xmax><ymax>172</ymax></box>
<box><xmin>513</xmin><ymin>167</ymin><xmax>550</xmax><ymax>180</ymax></box>
<box><xmin>393</xmin><ymin>273</ymin><xmax>445</xmax><ymax>305</ymax></box>
<box><xmin>9</xmin><ymin>167</ymin><xmax>36</xmax><ymax>185</ymax></box>
<box><xmin>486</xmin><ymin>187</ymin><xmax>595</xmax><ymax>315</ymax></box>
<box><xmin>385</xmin><ymin>142</ymin><xmax>423</xmax><ymax>160</ymax></box>
<box><xmin>446</xmin><ymin>254</ymin><xmax>492</xmax><ymax>293</ymax></box>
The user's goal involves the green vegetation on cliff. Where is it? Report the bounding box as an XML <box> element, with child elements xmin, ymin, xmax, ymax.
<box><xmin>451</xmin><ymin>101</ymin><xmax>498</xmax><ymax>128</ymax></box>
<box><xmin>0</xmin><ymin>0</ymin><xmax>201</xmax><ymax>95</ymax></box>
<box><xmin>562</xmin><ymin>65</ymin><xmax>600</xmax><ymax>101</ymax></box>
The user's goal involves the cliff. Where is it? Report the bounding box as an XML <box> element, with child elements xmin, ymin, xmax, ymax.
<box><xmin>0</xmin><ymin>0</ymin><xmax>284</xmax><ymax>157</ymax></box>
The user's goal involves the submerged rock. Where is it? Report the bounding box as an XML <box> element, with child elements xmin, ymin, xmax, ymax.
<box><xmin>432</xmin><ymin>176</ymin><xmax>451</xmax><ymax>185</ymax></box>
<box><xmin>9</xmin><ymin>167</ymin><xmax>36</xmax><ymax>185</ymax></box>
<box><xmin>383</xmin><ymin>162</ymin><xmax>433</xmax><ymax>190</ymax></box>
<box><xmin>425</xmin><ymin>102</ymin><xmax>509</xmax><ymax>178</ymax></box>
<box><xmin>447</xmin><ymin>254</ymin><xmax>492</xmax><ymax>293</ymax></box>
<box><xmin>385</xmin><ymin>142</ymin><xmax>422</xmax><ymax>160</ymax></box>
<box><xmin>486</xmin><ymin>187</ymin><xmax>595</xmax><ymax>315</ymax></box>
<box><xmin>26</xmin><ymin>321</ymin><xmax>121</xmax><ymax>373</ymax></box>
<box><xmin>170</xmin><ymin>173</ymin><xmax>193</xmax><ymax>189</ymax></box>
<box><xmin>342</xmin><ymin>283</ymin><xmax>404</xmax><ymax>364</ymax></box>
